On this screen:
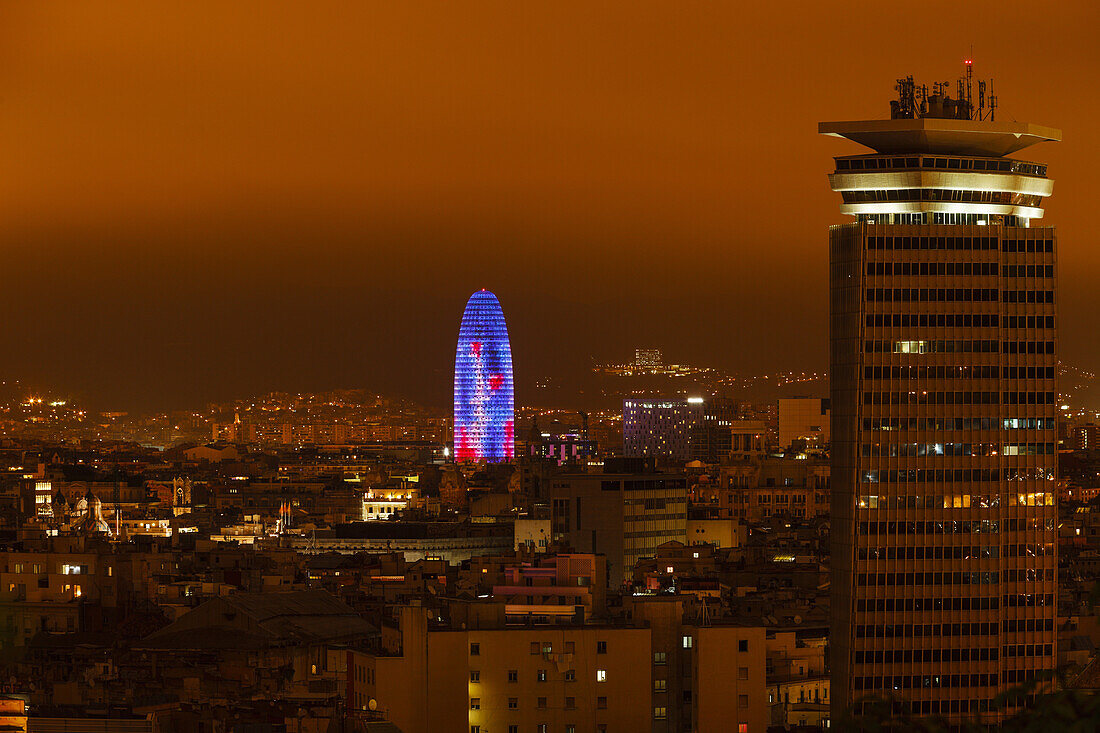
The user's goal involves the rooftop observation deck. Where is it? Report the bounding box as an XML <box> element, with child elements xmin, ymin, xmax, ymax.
<box><xmin>821</xmin><ymin>113</ymin><xmax>1060</xmax><ymax>222</ymax></box>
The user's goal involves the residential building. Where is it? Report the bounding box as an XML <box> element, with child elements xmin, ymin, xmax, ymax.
<box><xmin>626</xmin><ymin>596</ymin><xmax>768</xmax><ymax>733</ymax></box>
<box><xmin>778</xmin><ymin>398</ymin><xmax>831</xmax><ymax>450</ymax></box>
<box><xmin>766</xmin><ymin>626</ymin><xmax>830</xmax><ymax>728</ymax></box>
<box><xmin>623</xmin><ymin>400</ymin><xmax>694</xmax><ymax>460</ymax></box>
<box><xmin>623</xmin><ymin>398</ymin><xmax>764</xmax><ymax>462</ymax></box>
<box><xmin>635</xmin><ymin>348</ymin><xmax>664</xmax><ymax>371</ymax></box>
<box><xmin>549</xmin><ymin>471</ymin><xmax>688</xmax><ymax>587</ymax></box>
<box><xmin>1070</xmin><ymin>424</ymin><xmax>1100</xmax><ymax>451</ymax></box>
<box><xmin>349</xmin><ymin>604</ymin><xmax>651</xmax><ymax>733</ymax></box>
<box><xmin>711</xmin><ymin>457</ymin><xmax>830</xmax><ymax>521</ymax></box>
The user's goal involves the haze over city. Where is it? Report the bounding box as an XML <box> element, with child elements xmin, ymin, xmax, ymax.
<box><xmin>3</xmin><ymin>2</ymin><xmax>1098</xmax><ymax>411</ymax></box>
<box><xmin>4</xmin><ymin>2</ymin><xmax>1100</xmax><ymax>731</ymax></box>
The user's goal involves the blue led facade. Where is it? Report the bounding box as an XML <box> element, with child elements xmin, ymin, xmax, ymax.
<box><xmin>454</xmin><ymin>289</ymin><xmax>514</xmax><ymax>462</ymax></box>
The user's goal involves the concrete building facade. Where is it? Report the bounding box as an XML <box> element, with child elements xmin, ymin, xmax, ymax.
<box><xmin>824</xmin><ymin>85</ymin><xmax>1060</xmax><ymax>722</ymax></box>
<box><xmin>349</xmin><ymin>605</ymin><xmax>652</xmax><ymax>733</ymax></box>
<box><xmin>549</xmin><ymin>472</ymin><xmax>688</xmax><ymax>588</ymax></box>
<box><xmin>623</xmin><ymin>398</ymin><xmax>764</xmax><ymax>462</ymax></box>
<box><xmin>778</xmin><ymin>397</ymin><xmax>831</xmax><ymax>450</ymax></box>
<box><xmin>353</xmin><ymin>602</ymin><xmax>771</xmax><ymax>733</ymax></box>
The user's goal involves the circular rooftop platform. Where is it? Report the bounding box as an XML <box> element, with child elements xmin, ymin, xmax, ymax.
<box><xmin>819</xmin><ymin>119</ymin><xmax>1061</xmax><ymax>157</ymax></box>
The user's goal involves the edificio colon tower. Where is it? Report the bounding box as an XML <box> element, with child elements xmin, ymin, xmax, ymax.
<box><xmin>821</xmin><ymin>70</ymin><xmax>1059</xmax><ymax>722</ymax></box>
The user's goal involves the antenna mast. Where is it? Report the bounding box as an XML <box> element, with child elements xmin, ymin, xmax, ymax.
<box><xmin>965</xmin><ymin>57</ymin><xmax>974</xmax><ymax>119</ymax></box>
<box><xmin>892</xmin><ymin>76</ymin><xmax>917</xmax><ymax>119</ymax></box>
<box><xmin>891</xmin><ymin>61</ymin><xmax>998</xmax><ymax>122</ymax></box>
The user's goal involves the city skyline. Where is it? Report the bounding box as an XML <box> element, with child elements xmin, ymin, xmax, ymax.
<box><xmin>4</xmin><ymin>5</ymin><xmax>1100</xmax><ymax>730</ymax></box>
<box><xmin>1</xmin><ymin>3</ymin><xmax>1097</xmax><ymax>412</ymax></box>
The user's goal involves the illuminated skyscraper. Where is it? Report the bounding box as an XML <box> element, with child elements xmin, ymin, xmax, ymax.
<box><xmin>823</xmin><ymin>72</ymin><xmax>1059</xmax><ymax>722</ymax></box>
<box><xmin>633</xmin><ymin>348</ymin><xmax>663</xmax><ymax>371</ymax></box>
<box><xmin>454</xmin><ymin>289</ymin><xmax>515</xmax><ymax>462</ymax></box>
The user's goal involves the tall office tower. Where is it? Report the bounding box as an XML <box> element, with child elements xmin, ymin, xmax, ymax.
<box><xmin>454</xmin><ymin>289</ymin><xmax>515</xmax><ymax>462</ymax></box>
<box><xmin>822</xmin><ymin>73</ymin><xmax>1060</xmax><ymax>723</ymax></box>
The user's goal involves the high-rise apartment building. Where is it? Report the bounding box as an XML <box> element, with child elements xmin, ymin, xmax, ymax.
<box><xmin>634</xmin><ymin>348</ymin><xmax>664</xmax><ymax>370</ymax></box>
<box><xmin>823</xmin><ymin>75</ymin><xmax>1059</xmax><ymax>722</ymax></box>
<box><xmin>1070</xmin><ymin>423</ymin><xmax>1100</xmax><ymax>451</ymax></box>
<box><xmin>549</xmin><ymin>470</ymin><xmax>688</xmax><ymax>587</ymax></box>
<box><xmin>623</xmin><ymin>399</ymin><xmax>694</xmax><ymax>459</ymax></box>
<box><xmin>623</xmin><ymin>397</ymin><xmax>764</xmax><ymax>461</ymax></box>
<box><xmin>454</xmin><ymin>289</ymin><xmax>515</xmax><ymax>462</ymax></box>
<box><xmin>778</xmin><ymin>397</ymin><xmax>831</xmax><ymax>450</ymax></box>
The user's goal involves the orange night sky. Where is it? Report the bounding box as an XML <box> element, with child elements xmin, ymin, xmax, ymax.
<box><xmin>0</xmin><ymin>1</ymin><xmax>1096</xmax><ymax>409</ymax></box>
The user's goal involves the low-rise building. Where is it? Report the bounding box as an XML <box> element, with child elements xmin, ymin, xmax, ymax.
<box><xmin>550</xmin><ymin>471</ymin><xmax>688</xmax><ymax>587</ymax></box>
<box><xmin>349</xmin><ymin>604</ymin><xmax>651</xmax><ymax>733</ymax></box>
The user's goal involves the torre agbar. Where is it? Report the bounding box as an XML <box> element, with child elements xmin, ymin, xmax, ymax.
<box><xmin>454</xmin><ymin>289</ymin><xmax>515</xmax><ymax>462</ymax></box>
<box><xmin>822</xmin><ymin>74</ymin><xmax>1060</xmax><ymax>722</ymax></box>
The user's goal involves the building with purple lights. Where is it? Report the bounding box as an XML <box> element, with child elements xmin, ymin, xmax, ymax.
<box><xmin>453</xmin><ymin>289</ymin><xmax>514</xmax><ymax>462</ymax></box>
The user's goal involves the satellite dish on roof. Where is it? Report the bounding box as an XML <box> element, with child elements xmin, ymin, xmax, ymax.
<box><xmin>368</xmin><ymin>698</ymin><xmax>378</xmax><ymax>711</ymax></box>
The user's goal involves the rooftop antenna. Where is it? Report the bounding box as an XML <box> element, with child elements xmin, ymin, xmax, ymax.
<box><xmin>893</xmin><ymin>76</ymin><xmax>917</xmax><ymax>119</ymax></box>
<box><xmin>964</xmin><ymin>56</ymin><xmax>974</xmax><ymax>119</ymax></box>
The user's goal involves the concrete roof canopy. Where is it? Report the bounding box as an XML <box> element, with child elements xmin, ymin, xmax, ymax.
<box><xmin>819</xmin><ymin>118</ymin><xmax>1061</xmax><ymax>157</ymax></box>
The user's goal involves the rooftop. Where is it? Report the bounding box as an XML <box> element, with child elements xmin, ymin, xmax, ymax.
<box><xmin>142</xmin><ymin>589</ymin><xmax>377</xmax><ymax>649</ymax></box>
